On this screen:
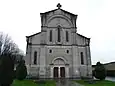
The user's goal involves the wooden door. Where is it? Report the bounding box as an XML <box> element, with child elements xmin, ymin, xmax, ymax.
<box><xmin>53</xmin><ymin>67</ymin><xmax>58</xmax><ymax>78</ymax></box>
<box><xmin>60</xmin><ymin>67</ymin><xmax>65</xmax><ymax>78</ymax></box>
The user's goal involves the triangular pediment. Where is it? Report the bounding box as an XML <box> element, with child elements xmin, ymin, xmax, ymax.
<box><xmin>40</xmin><ymin>8</ymin><xmax>77</xmax><ymax>17</ymax></box>
<box><xmin>40</xmin><ymin>3</ymin><xmax>77</xmax><ymax>16</ymax></box>
<box><xmin>40</xmin><ymin>8</ymin><xmax>77</xmax><ymax>21</ymax></box>
<box><xmin>40</xmin><ymin>3</ymin><xmax>77</xmax><ymax>27</ymax></box>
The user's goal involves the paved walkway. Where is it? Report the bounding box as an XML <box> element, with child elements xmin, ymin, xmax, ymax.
<box><xmin>55</xmin><ymin>79</ymin><xmax>84</xmax><ymax>86</ymax></box>
<box><xmin>105</xmin><ymin>76</ymin><xmax>115</xmax><ymax>82</ymax></box>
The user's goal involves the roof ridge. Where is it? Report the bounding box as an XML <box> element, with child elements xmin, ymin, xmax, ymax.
<box><xmin>40</xmin><ymin>8</ymin><xmax>77</xmax><ymax>17</ymax></box>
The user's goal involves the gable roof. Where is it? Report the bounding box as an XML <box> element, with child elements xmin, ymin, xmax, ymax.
<box><xmin>92</xmin><ymin>62</ymin><xmax>115</xmax><ymax>67</ymax></box>
<box><xmin>77</xmin><ymin>33</ymin><xmax>90</xmax><ymax>40</ymax></box>
<box><xmin>104</xmin><ymin>62</ymin><xmax>115</xmax><ymax>65</ymax></box>
<box><xmin>26</xmin><ymin>32</ymin><xmax>41</xmax><ymax>38</ymax></box>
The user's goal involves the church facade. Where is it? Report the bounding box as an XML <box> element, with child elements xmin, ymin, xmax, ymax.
<box><xmin>25</xmin><ymin>3</ymin><xmax>92</xmax><ymax>79</ymax></box>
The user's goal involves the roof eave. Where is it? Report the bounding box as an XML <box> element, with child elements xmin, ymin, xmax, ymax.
<box><xmin>77</xmin><ymin>33</ymin><xmax>91</xmax><ymax>40</ymax></box>
<box><xmin>26</xmin><ymin>32</ymin><xmax>42</xmax><ymax>38</ymax></box>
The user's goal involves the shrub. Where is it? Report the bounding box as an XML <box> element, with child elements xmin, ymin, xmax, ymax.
<box><xmin>16</xmin><ymin>60</ymin><xmax>27</xmax><ymax>80</ymax></box>
<box><xmin>0</xmin><ymin>54</ymin><xmax>14</xmax><ymax>86</ymax></box>
<box><xmin>13</xmin><ymin>70</ymin><xmax>16</xmax><ymax>79</ymax></box>
<box><xmin>94</xmin><ymin>62</ymin><xmax>106</xmax><ymax>80</ymax></box>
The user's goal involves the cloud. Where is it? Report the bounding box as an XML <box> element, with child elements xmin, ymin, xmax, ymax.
<box><xmin>0</xmin><ymin>0</ymin><xmax>115</xmax><ymax>64</ymax></box>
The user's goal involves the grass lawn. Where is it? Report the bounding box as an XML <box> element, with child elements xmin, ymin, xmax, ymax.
<box><xmin>12</xmin><ymin>79</ymin><xmax>56</xmax><ymax>86</ymax></box>
<box><xmin>12</xmin><ymin>80</ymin><xmax>38</xmax><ymax>86</ymax></box>
<box><xmin>75</xmin><ymin>80</ymin><xmax>115</xmax><ymax>86</ymax></box>
<box><xmin>45</xmin><ymin>80</ymin><xmax>56</xmax><ymax>86</ymax></box>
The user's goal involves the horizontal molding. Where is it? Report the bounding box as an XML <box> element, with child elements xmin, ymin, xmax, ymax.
<box><xmin>41</xmin><ymin>26</ymin><xmax>77</xmax><ymax>29</ymax></box>
<box><xmin>28</xmin><ymin>43</ymin><xmax>89</xmax><ymax>47</ymax></box>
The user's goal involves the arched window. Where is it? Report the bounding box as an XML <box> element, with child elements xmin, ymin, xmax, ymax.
<box><xmin>34</xmin><ymin>51</ymin><xmax>37</xmax><ymax>64</ymax></box>
<box><xmin>80</xmin><ymin>52</ymin><xmax>84</xmax><ymax>65</ymax></box>
<box><xmin>66</xmin><ymin>31</ymin><xmax>69</xmax><ymax>42</ymax></box>
<box><xmin>57</xmin><ymin>26</ymin><xmax>61</xmax><ymax>42</ymax></box>
<box><xmin>49</xmin><ymin>30</ymin><xmax>52</xmax><ymax>42</ymax></box>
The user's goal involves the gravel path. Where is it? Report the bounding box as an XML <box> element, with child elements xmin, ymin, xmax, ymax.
<box><xmin>56</xmin><ymin>79</ymin><xmax>84</xmax><ymax>86</ymax></box>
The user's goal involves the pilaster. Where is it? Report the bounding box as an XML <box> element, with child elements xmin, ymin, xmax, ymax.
<box><xmin>39</xmin><ymin>46</ymin><xmax>46</xmax><ymax>78</ymax></box>
<box><xmin>72</xmin><ymin>46</ymin><xmax>80</xmax><ymax>78</ymax></box>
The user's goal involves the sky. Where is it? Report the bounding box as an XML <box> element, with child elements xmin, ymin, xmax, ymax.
<box><xmin>0</xmin><ymin>0</ymin><xmax>115</xmax><ymax>65</ymax></box>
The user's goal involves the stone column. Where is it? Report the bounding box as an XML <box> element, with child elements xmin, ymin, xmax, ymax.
<box><xmin>59</xmin><ymin>67</ymin><xmax>60</xmax><ymax>78</ymax></box>
<box><xmin>50</xmin><ymin>67</ymin><xmax>53</xmax><ymax>78</ymax></box>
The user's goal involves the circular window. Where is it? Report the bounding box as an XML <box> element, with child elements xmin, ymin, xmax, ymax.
<box><xmin>67</xmin><ymin>50</ymin><xmax>69</xmax><ymax>53</ymax></box>
<box><xmin>49</xmin><ymin>49</ymin><xmax>52</xmax><ymax>53</ymax></box>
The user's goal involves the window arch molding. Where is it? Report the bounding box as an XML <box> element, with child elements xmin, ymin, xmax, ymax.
<box><xmin>33</xmin><ymin>51</ymin><xmax>37</xmax><ymax>65</ymax></box>
<box><xmin>46</xmin><ymin>15</ymin><xmax>73</xmax><ymax>27</ymax></box>
<box><xmin>66</xmin><ymin>30</ymin><xmax>69</xmax><ymax>42</ymax></box>
<box><xmin>49</xmin><ymin>30</ymin><xmax>52</xmax><ymax>42</ymax></box>
<box><xmin>80</xmin><ymin>52</ymin><xmax>84</xmax><ymax>65</ymax></box>
<box><xmin>51</xmin><ymin>57</ymin><xmax>68</xmax><ymax>64</ymax></box>
<box><xmin>57</xmin><ymin>25</ymin><xmax>61</xmax><ymax>42</ymax></box>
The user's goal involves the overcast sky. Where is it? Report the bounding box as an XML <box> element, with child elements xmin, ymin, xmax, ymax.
<box><xmin>0</xmin><ymin>0</ymin><xmax>115</xmax><ymax>65</ymax></box>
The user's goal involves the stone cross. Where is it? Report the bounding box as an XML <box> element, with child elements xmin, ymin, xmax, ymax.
<box><xmin>57</xmin><ymin>3</ymin><xmax>62</xmax><ymax>9</ymax></box>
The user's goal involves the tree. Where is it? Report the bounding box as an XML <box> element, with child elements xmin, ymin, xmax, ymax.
<box><xmin>16</xmin><ymin>59</ymin><xmax>27</xmax><ymax>80</ymax></box>
<box><xmin>0</xmin><ymin>32</ymin><xmax>23</xmax><ymax>86</ymax></box>
<box><xmin>0</xmin><ymin>32</ymin><xmax>19</xmax><ymax>56</ymax></box>
<box><xmin>94</xmin><ymin>62</ymin><xmax>106</xmax><ymax>80</ymax></box>
<box><xmin>0</xmin><ymin>54</ymin><xmax>14</xmax><ymax>86</ymax></box>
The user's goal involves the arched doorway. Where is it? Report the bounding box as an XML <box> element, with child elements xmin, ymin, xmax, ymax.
<box><xmin>52</xmin><ymin>57</ymin><xmax>66</xmax><ymax>78</ymax></box>
<box><xmin>53</xmin><ymin>67</ymin><xmax>65</xmax><ymax>78</ymax></box>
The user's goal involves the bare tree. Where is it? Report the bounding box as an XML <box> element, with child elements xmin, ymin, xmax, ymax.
<box><xmin>0</xmin><ymin>32</ymin><xmax>25</xmax><ymax>65</ymax></box>
<box><xmin>0</xmin><ymin>32</ymin><xmax>20</xmax><ymax>56</ymax></box>
<box><xmin>0</xmin><ymin>32</ymin><xmax>24</xmax><ymax>86</ymax></box>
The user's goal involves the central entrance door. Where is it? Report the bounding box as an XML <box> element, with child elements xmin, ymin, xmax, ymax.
<box><xmin>52</xmin><ymin>57</ymin><xmax>67</xmax><ymax>78</ymax></box>
<box><xmin>60</xmin><ymin>67</ymin><xmax>65</xmax><ymax>78</ymax></box>
<box><xmin>53</xmin><ymin>67</ymin><xmax>65</xmax><ymax>78</ymax></box>
<box><xmin>53</xmin><ymin>67</ymin><xmax>58</xmax><ymax>78</ymax></box>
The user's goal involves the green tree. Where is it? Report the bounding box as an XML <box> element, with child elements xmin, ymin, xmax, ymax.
<box><xmin>16</xmin><ymin>60</ymin><xmax>27</xmax><ymax>80</ymax></box>
<box><xmin>94</xmin><ymin>62</ymin><xmax>106</xmax><ymax>80</ymax></box>
<box><xmin>0</xmin><ymin>54</ymin><xmax>14</xmax><ymax>86</ymax></box>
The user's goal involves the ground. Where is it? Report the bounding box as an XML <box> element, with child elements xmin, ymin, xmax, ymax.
<box><xmin>12</xmin><ymin>79</ymin><xmax>115</xmax><ymax>86</ymax></box>
<box><xmin>12</xmin><ymin>79</ymin><xmax>56</xmax><ymax>86</ymax></box>
<box><xmin>12</xmin><ymin>80</ymin><xmax>37</xmax><ymax>86</ymax></box>
<box><xmin>75</xmin><ymin>80</ymin><xmax>115</xmax><ymax>86</ymax></box>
